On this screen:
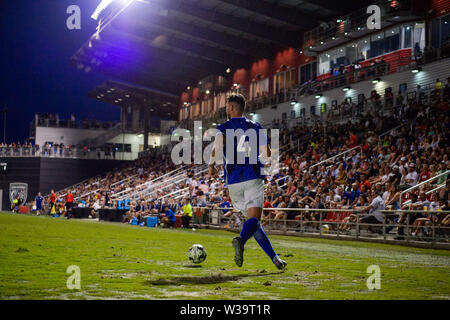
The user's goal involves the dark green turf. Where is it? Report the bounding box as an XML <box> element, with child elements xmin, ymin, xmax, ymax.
<box><xmin>0</xmin><ymin>212</ymin><xmax>449</xmax><ymax>299</ymax></box>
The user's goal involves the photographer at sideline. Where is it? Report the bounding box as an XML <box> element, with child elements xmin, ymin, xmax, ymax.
<box><xmin>161</xmin><ymin>205</ymin><xmax>176</xmax><ymax>228</ymax></box>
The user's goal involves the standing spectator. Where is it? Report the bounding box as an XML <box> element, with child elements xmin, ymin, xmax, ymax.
<box><xmin>65</xmin><ymin>190</ymin><xmax>74</xmax><ymax>219</ymax></box>
<box><xmin>181</xmin><ymin>198</ymin><xmax>193</xmax><ymax>228</ymax></box>
<box><xmin>49</xmin><ymin>189</ymin><xmax>57</xmax><ymax>215</ymax></box>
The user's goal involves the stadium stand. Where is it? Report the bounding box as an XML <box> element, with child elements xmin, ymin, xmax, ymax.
<box><xmin>27</xmin><ymin>77</ymin><xmax>450</xmax><ymax>245</ymax></box>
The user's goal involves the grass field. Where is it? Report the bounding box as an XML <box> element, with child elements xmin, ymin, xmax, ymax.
<box><xmin>0</xmin><ymin>212</ymin><xmax>449</xmax><ymax>300</ymax></box>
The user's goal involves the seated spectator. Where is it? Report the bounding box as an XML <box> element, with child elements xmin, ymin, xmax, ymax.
<box><xmin>358</xmin><ymin>190</ymin><xmax>385</xmax><ymax>234</ymax></box>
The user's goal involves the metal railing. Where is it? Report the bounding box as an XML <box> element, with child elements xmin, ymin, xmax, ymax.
<box><xmin>309</xmin><ymin>145</ymin><xmax>362</xmax><ymax>172</ymax></box>
<box><xmin>401</xmin><ymin>170</ymin><xmax>450</xmax><ymax>205</ymax></box>
<box><xmin>303</xmin><ymin>0</ymin><xmax>413</xmax><ymax>49</ymax></box>
<box><xmin>0</xmin><ymin>146</ymin><xmax>127</xmax><ymax>160</ymax></box>
<box><xmin>190</xmin><ymin>206</ymin><xmax>450</xmax><ymax>246</ymax></box>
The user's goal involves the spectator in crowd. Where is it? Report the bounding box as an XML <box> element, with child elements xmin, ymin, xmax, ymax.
<box><xmin>181</xmin><ymin>198</ymin><xmax>193</xmax><ymax>228</ymax></box>
<box><xmin>161</xmin><ymin>205</ymin><xmax>176</xmax><ymax>228</ymax></box>
<box><xmin>35</xmin><ymin>192</ymin><xmax>44</xmax><ymax>216</ymax></box>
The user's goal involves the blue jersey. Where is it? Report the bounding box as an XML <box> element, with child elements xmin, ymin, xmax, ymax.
<box><xmin>35</xmin><ymin>196</ymin><xmax>43</xmax><ymax>209</ymax></box>
<box><xmin>219</xmin><ymin>201</ymin><xmax>231</xmax><ymax>214</ymax></box>
<box><xmin>216</xmin><ymin>117</ymin><xmax>267</xmax><ymax>185</ymax></box>
<box><xmin>165</xmin><ymin>209</ymin><xmax>177</xmax><ymax>223</ymax></box>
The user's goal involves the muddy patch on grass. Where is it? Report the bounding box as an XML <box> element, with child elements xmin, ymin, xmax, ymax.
<box><xmin>99</xmin><ymin>270</ymin><xmax>155</xmax><ymax>279</ymax></box>
<box><xmin>273</xmin><ymin>240</ymin><xmax>450</xmax><ymax>267</ymax></box>
<box><xmin>144</xmin><ymin>271</ymin><xmax>282</xmax><ymax>286</ymax></box>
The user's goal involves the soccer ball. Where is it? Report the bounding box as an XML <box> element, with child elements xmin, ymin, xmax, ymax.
<box><xmin>322</xmin><ymin>224</ymin><xmax>330</xmax><ymax>233</ymax></box>
<box><xmin>188</xmin><ymin>244</ymin><xmax>207</xmax><ymax>264</ymax></box>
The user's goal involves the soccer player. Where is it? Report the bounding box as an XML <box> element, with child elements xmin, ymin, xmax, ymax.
<box><xmin>35</xmin><ymin>192</ymin><xmax>44</xmax><ymax>216</ymax></box>
<box><xmin>208</xmin><ymin>94</ymin><xmax>287</xmax><ymax>270</ymax></box>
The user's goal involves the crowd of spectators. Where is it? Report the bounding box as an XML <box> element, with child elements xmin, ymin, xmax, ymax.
<box><xmin>34</xmin><ymin>113</ymin><xmax>118</xmax><ymax>130</ymax></box>
<box><xmin>24</xmin><ymin>79</ymin><xmax>450</xmax><ymax>242</ymax></box>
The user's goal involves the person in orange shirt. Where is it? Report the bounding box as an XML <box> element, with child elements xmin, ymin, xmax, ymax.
<box><xmin>50</xmin><ymin>190</ymin><xmax>57</xmax><ymax>215</ymax></box>
<box><xmin>348</xmin><ymin>131</ymin><xmax>358</xmax><ymax>148</ymax></box>
<box><xmin>65</xmin><ymin>190</ymin><xmax>74</xmax><ymax>219</ymax></box>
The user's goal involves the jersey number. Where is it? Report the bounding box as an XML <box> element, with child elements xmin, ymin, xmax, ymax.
<box><xmin>237</xmin><ymin>136</ymin><xmax>251</xmax><ymax>157</ymax></box>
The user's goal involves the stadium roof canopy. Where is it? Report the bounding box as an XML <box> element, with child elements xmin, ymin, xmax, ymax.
<box><xmin>87</xmin><ymin>80</ymin><xmax>179</xmax><ymax>119</ymax></box>
<box><xmin>72</xmin><ymin>0</ymin><xmax>374</xmax><ymax>102</ymax></box>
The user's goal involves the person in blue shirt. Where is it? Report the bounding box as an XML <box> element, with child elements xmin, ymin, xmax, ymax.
<box><xmin>219</xmin><ymin>200</ymin><xmax>231</xmax><ymax>214</ymax></box>
<box><xmin>35</xmin><ymin>192</ymin><xmax>44</xmax><ymax>216</ymax></box>
<box><xmin>209</xmin><ymin>94</ymin><xmax>286</xmax><ymax>270</ymax></box>
<box><xmin>161</xmin><ymin>206</ymin><xmax>176</xmax><ymax>228</ymax></box>
<box><xmin>346</xmin><ymin>183</ymin><xmax>361</xmax><ymax>208</ymax></box>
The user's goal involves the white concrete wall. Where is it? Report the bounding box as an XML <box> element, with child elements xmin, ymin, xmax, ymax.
<box><xmin>36</xmin><ymin>127</ymin><xmax>168</xmax><ymax>161</ymax></box>
<box><xmin>250</xmin><ymin>57</ymin><xmax>450</xmax><ymax>126</ymax></box>
<box><xmin>35</xmin><ymin>127</ymin><xmax>110</xmax><ymax>147</ymax></box>
<box><xmin>107</xmin><ymin>133</ymin><xmax>161</xmax><ymax>160</ymax></box>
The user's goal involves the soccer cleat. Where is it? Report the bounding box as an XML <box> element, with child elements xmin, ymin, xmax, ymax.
<box><xmin>273</xmin><ymin>255</ymin><xmax>287</xmax><ymax>270</ymax></box>
<box><xmin>232</xmin><ymin>236</ymin><xmax>244</xmax><ymax>267</ymax></box>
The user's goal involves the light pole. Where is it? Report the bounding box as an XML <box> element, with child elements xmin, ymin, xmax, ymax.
<box><xmin>2</xmin><ymin>106</ymin><xmax>7</xmax><ymax>144</ymax></box>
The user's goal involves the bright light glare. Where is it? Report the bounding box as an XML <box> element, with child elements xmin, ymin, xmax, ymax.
<box><xmin>91</xmin><ymin>0</ymin><xmax>113</xmax><ymax>20</ymax></box>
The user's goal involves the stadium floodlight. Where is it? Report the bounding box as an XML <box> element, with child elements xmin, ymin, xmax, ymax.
<box><xmin>372</xmin><ymin>78</ymin><xmax>381</xmax><ymax>84</ymax></box>
<box><xmin>315</xmin><ymin>93</ymin><xmax>322</xmax><ymax>98</ymax></box>
<box><xmin>343</xmin><ymin>86</ymin><xmax>351</xmax><ymax>91</ymax></box>
<box><xmin>91</xmin><ymin>0</ymin><xmax>113</xmax><ymax>21</ymax></box>
<box><xmin>412</xmin><ymin>67</ymin><xmax>422</xmax><ymax>73</ymax></box>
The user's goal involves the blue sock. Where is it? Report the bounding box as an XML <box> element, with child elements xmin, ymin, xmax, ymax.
<box><xmin>253</xmin><ymin>224</ymin><xmax>277</xmax><ymax>261</ymax></box>
<box><xmin>240</xmin><ymin>217</ymin><xmax>259</xmax><ymax>245</ymax></box>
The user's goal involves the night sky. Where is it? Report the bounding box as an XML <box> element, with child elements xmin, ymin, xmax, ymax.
<box><xmin>0</xmin><ymin>0</ymin><xmax>120</xmax><ymax>143</ymax></box>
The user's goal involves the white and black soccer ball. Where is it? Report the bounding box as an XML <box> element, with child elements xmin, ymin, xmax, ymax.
<box><xmin>188</xmin><ymin>244</ymin><xmax>207</xmax><ymax>264</ymax></box>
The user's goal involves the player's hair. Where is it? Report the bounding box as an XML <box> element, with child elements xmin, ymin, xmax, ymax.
<box><xmin>227</xmin><ymin>94</ymin><xmax>246</xmax><ymax>113</ymax></box>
